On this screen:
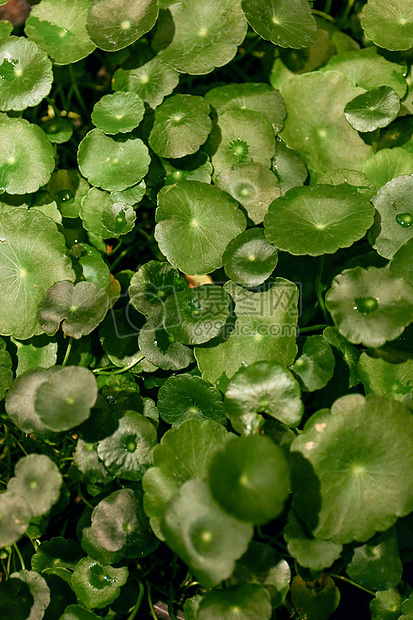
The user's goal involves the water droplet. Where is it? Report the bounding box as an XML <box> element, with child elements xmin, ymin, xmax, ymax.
<box><xmin>396</xmin><ymin>212</ymin><xmax>413</xmax><ymax>228</ymax></box>
<box><xmin>354</xmin><ymin>296</ymin><xmax>378</xmax><ymax>314</ymax></box>
<box><xmin>57</xmin><ymin>189</ymin><xmax>74</xmax><ymax>205</ymax></box>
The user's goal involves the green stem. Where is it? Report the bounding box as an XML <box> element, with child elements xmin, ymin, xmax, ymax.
<box><xmin>13</xmin><ymin>543</ymin><xmax>25</xmax><ymax>570</ymax></box>
<box><xmin>168</xmin><ymin>592</ymin><xmax>179</xmax><ymax>620</ymax></box>
<box><xmin>92</xmin><ymin>365</ymin><xmax>118</xmax><ymax>374</ymax></box>
<box><xmin>340</xmin><ymin>0</ymin><xmax>356</xmax><ymax>25</ymax></box>
<box><xmin>324</xmin><ymin>0</ymin><xmax>332</xmax><ymax>14</ymax></box>
<box><xmin>77</xmin><ymin>484</ymin><xmax>94</xmax><ymax>509</ymax></box>
<box><xmin>298</xmin><ymin>323</ymin><xmax>329</xmax><ymax>334</ymax></box>
<box><xmin>312</xmin><ymin>8</ymin><xmax>335</xmax><ymax>22</ymax></box>
<box><xmin>146</xmin><ymin>580</ymin><xmax>158</xmax><ymax>620</ymax></box>
<box><xmin>68</xmin><ymin>64</ymin><xmax>89</xmax><ymax>118</ymax></box>
<box><xmin>110</xmin><ymin>249</ymin><xmax>128</xmax><ymax>271</ymax></box>
<box><xmin>326</xmin><ymin>573</ymin><xmax>375</xmax><ymax>596</ymax></box>
<box><xmin>111</xmin><ymin>355</ymin><xmax>144</xmax><ymax>375</ymax></box>
<box><xmin>61</xmin><ymin>337</ymin><xmax>73</xmax><ymax>367</ymax></box>
<box><xmin>315</xmin><ymin>256</ymin><xmax>330</xmax><ymax>324</ymax></box>
<box><xmin>127</xmin><ymin>582</ymin><xmax>145</xmax><ymax>620</ymax></box>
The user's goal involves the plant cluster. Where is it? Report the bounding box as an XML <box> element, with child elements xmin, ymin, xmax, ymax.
<box><xmin>1</xmin><ymin>0</ymin><xmax>413</xmax><ymax>619</ymax></box>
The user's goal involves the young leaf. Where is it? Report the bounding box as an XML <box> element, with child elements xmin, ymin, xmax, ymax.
<box><xmin>71</xmin><ymin>557</ymin><xmax>128</xmax><ymax>609</ymax></box>
<box><xmin>112</xmin><ymin>57</ymin><xmax>179</xmax><ymax>108</ymax></box>
<box><xmin>73</xmin><ymin>440</ymin><xmax>113</xmax><ymax>485</ymax></box>
<box><xmin>158</xmin><ymin>0</ymin><xmax>248</xmax><ymax>75</ymax></box>
<box><xmin>24</xmin><ymin>0</ymin><xmax>96</xmax><ymax>65</ymax></box>
<box><xmin>0</xmin><ymin>36</ymin><xmax>53</xmax><ymax>111</ymax></box>
<box><xmin>323</xmin><ymin>326</ymin><xmax>360</xmax><ymax>388</ymax></box>
<box><xmin>284</xmin><ymin>510</ymin><xmax>342</xmax><ymax>571</ymax></box>
<box><xmin>8</xmin><ymin>454</ymin><xmax>62</xmax><ymax>517</ymax></box>
<box><xmin>48</xmin><ymin>169</ymin><xmax>90</xmax><ymax>219</ymax></box>
<box><xmin>325</xmin><ymin>266</ymin><xmax>413</xmax><ymax>347</ymax></box>
<box><xmin>369</xmin><ymin>589</ymin><xmax>404</xmax><ymax>620</ymax></box>
<box><xmin>290</xmin><ymin>574</ymin><xmax>340</xmax><ymax>620</ymax></box>
<box><xmin>344</xmin><ymin>87</ymin><xmax>400</xmax><ymax>133</ymax></box>
<box><xmin>0</xmin><ymin>492</ymin><xmax>32</xmax><ymax>547</ymax></box>
<box><xmin>161</xmin><ymin>479</ymin><xmax>253</xmax><ymax>587</ymax></box>
<box><xmin>358</xmin><ymin>352</ymin><xmax>413</xmax><ymax>401</ymax></box>
<box><xmin>361</xmin><ymin>0</ymin><xmax>413</xmax><ymax>52</ymax></box>
<box><xmin>31</xmin><ymin>537</ymin><xmax>83</xmax><ymax>580</ymax></box>
<box><xmin>157</xmin><ymin>374</ymin><xmax>226</xmax><ymax>426</ymax></box>
<box><xmin>155</xmin><ymin>181</ymin><xmax>246</xmax><ymax>275</ymax></box>
<box><xmin>291</xmin><ymin>335</ymin><xmax>335</xmax><ymax>392</ymax></box>
<box><xmin>91</xmin><ymin>91</ymin><xmax>145</xmax><ymax>134</ymax></box>
<box><xmin>149</xmin><ymin>94</ymin><xmax>212</xmax><ymax>159</ymax></box>
<box><xmin>129</xmin><ymin>260</ymin><xmax>186</xmax><ymax>318</ymax></box>
<box><xmin>198</xmin><ymin>583</ymin><xmax>272</xmax><ymax>620</ymax></box>
<box><xmin>364</xmin><ymin>148</ymin><xmax>413</xmax><ymax>188</ymax></box>
<box><xmin>223</xmin><ymin>229</ymin><xmax>278</xmax><ymax>287</ymax></box>
<box><xmin>264</xmin><ymin>184</ymin><xmax>375</xmax><ymax>256</ymax></box>
<box><xmin>138</xmin><ymin>314</ymin><xmax>194</xmax><ymax>371</ymax></box>
<box><xmin>241</xmin><ymin>0</ymin><xmax>317</xmax><ymax>49</ymax></box>
<box><xmin>41</xmin><ymin>116</ymin><xmax>73</xmax><ymax>144</ymax></box>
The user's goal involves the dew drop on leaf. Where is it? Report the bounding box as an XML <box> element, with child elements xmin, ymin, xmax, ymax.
<box><xmin>57</xmin><ymin>189</ymin><xmax>74</xmax><ymax>205</ymax></box>
<box><xmin>396</xmin><ymin>212</ymin><xmax>413</xmax><ymax>228</ymax></box>
<box><xmin>354</xmin><ymin>296</ymin><xmax>379</xmax><ymax>314</ymax></box>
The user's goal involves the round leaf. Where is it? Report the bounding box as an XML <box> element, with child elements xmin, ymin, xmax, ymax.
<box><xmin>0</xmin><ymin>209</ymin><xmax>74</xmax><ymax>339</ymax></box>
<box><xmin>91</xmin><ymin>91</ymin><xmax>144</xmax><ymax>134</ymax></box>
<box><xmin>291</xmin><ymin>394</ymin><xmax>413</xmax><ymax>543</ymax></box>
<box><xmin>129</xmin><ymin>260</ymin><xmax>186</xmax><ymax>318</ymax></box>
<box><xmin>290</xmin><ymin>574</ymin><xmax>340</xmax><ymax>620</ymax></box>
<box><xmin>77</xmin><ymin>128</ymin><xmax>150</xmax><ymax>191</ymax></box>
<box><xmin>9</xmin><ymin>570</ymin><xmax>50</xmax><ymax>620</ymax></box>
<box><xmin>97</xmin><ymin>410</ymin><xmax>157</xmax><ymax>481</ymax></box>
<box><xmin>223</xmin><ymin>229</ymin><xmax>278</xmax><ymax>287</ymax></box>
<box><xmin>34</xmin><ymin>366</ymin><xmax>98</xmax><ymax>432</ymax></box>
<box><xmin>361</xmin><ymin>0</ymin><xmax>413</xmax><ymax>52</ymax></box>
<box><xmin>291</xmin><ymin>335</ymin><xmax>335</xmax><ymax>392</ymax></box>
<box><xmin>158</xmin><ymin>0</ymin><xmax>247</xmax><ymax>75</ymax></box>
<box><xmin>163</xmin><ymin>285</ymin><xmax>231</xmax><ymax>345</ymax></box>
<box><xmin>344</xmin><ymin>87</ymin><xmax>400</xmax><ymax>133</ymax></box>
<box><xmin>0</xmin><ymin>492</ymin><xmax>32</xmax><ymax>547</ymax></box>
<box><xmin>8</xmin><ymin>454</ymin><xmax>62</xmax><ymax>517</ymax></box>
<box><xmin>364</xmin><ymin>147</ymin><xmax>413</xmax><ymax>188</ymax></box>
<box><xmin>80</xmin><ymin>187</ymin><xmax>135</xmax><ymax>238</ymax></box>
<box><xmin>319</xmin><ymin>168</ymin><xmax>376</xmax><ymax>198</ymax></box>
<box><xmin>71</xmin><ymin>557</ymin><xmax>128</xmax><ymax>609</ymax></box>
<box><xmin>149</xmin><ymin>94</ymin><xmax>211</xmax><ymax>159</ymax></box>
<box><xmin>198</xmin><ymin>583</ymin><xmax>272</xmax><ymax>620</ymax></box>
<box><xmin>112</xmin><ymin>57</ymin><xmax>179</xmax><ymax>109</ymax></box>
<box><xmin>241</xmin><ymin>0</ymin><xmax>317</xmax><ymax>49</ymax></box>
<box><xmin>161</xmin><ymin>479</ymin><xmax>253</xmax><ymax>588</ymax></box>
<box><xmin>24</xmin><ymin>0</ymin><xmax>96</xmax><ymax>65</ymax></box>
<box><xmin>357</xmin><ymin>352</ymin><xmax>413</xmax><ymax>401</ymax></box>
<box><xmin>157</xmin><ymin>374</ymin><xmax>226</xmax><ymax>426</ymax></box>
<box><xmin>216</xmin><ymin>163</ymin><xmax>281</xmax><ymax>225</ymax></box>
<box><xmin>209</xmin><ymin>435</ymin><xmax>290</xmax><ymax>524</ymax></box>
<box><xmin>38</xmin><ymin>281</ymin><xmax>110</xmax><ymax>339</ymax></box>
<box><xmin>0</xmin><ymin>36</ymin><xmax>53</xmax><ymax>111</ymax></box>
<box><xmin>155</xmin><ymin>181</ymin><xmax>246</xmax><ymax>275</ymax></box>
<box><xmin>389</xmin><ymin>238</ymin><xmax>413</xmax><ymax>287</ymax></box>
<box><xmin>224</xmin><ymin>361</ymin><xmax>303</xmax><ymax>432</ymax></box>
<box><xmin>272</xmin><ymin>138</ymin><xmax>308</xmax><ymax>195</ymax></box>
<box><xmin>264</xmin><ymin>184</ymin><xmax>375</xmax><ymax>256</ymax></box>
<box><xmin>138</xmin><ymin>314</ymin><xmax>194</xmax><ymax>371</ymax></box>
<box><xmin>325</xmin><ymin>266</ymin><xmax>413</xmax><ymax>347</ymax></box>
<box><xmin>0</xmin><ymin>117</ymin><xmax>55</xmax><ymax>194</ymax></box>
<box><xmin>48</xmin><ymin>169</ymin><xmax>90</xmax><ymax>219</ymax></box>
<box><xmin>86</xmin><ymin>0</ymin><xmax>159</xmax><ymax>52</ymax></box>
<box><xmin>41</xmin><ymin>116</ymin><xmax>73</xmax><ymax>144</ymax></box>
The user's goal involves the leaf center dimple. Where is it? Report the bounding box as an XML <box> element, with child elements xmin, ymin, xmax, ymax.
<box><xmin>354</xmin><ymin>296</ymin><xmax>378</xmax><ymax>314</ymax></box>
<box><xmin>396</xmin><ymin>212</ymin><xmax>413</xmax><ymax>228</ymax></box>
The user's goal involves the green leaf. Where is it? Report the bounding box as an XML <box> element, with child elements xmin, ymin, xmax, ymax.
<box><xmin>272</xmin><ymin>138</ymin><xmax>308</xmax><ymax>195</ymax></box>
<box><xmin>80</xmin><ymin>187</ymin><xmax>135</xmax><ymax>238</ymax></box>
<box><xmin>161</xmin><ymin>479</ymin><xmax>253</xmax><ymax>587</ymax></box>
<box><xmin>0</xmin><ymin>492</ymin><xmax>32</xmax><ymax>547</ymax></box>
<box><xmin>205</xmin><ymin>82</ymin><xmax>286</xmax><ymax>133</ymax></box>
<box><xmin>209</xmin><ymin>434</ymin><xmax>290</xmax><ymax>524</ymax></box>
<box><xmin>0</xmin><ymin>209</ymin><xmax>74</xmax><ymax>339</ymax></box>
<box><xmin>361</xmin><ymin>0</ymin><xmax>413</xmax><ymax>52</ymax></box>
<box><xmin>0</xmin><ymin>36</ymin><xmax>53</xmax><ymax>111</ymax></box>
<box><xmin>364</xmin><ymin>148</ymin><xmax>413</xmax><ymax>188</ymax></box>
<box><xmin>71</xmin><ymin>557</ymin><xmax>128</xmax><ymax>609</ymax></box>
<box><xmin>110</xmin><ymin>180</ymin><xmax>145</xmax><ymax>206</ymax></box>
<box><xmin>280</xmin><ymin>72</ymin><xmax>372</xmax><ymax>179</ymax></box>
<box><xmin>0</xmin><ymin>576</ymin><xmax>34</xmax><ymax>620</ymax></box>
<box><xmin>291</xmin><ymin>394</ymin><xmax>413</xmax><ymax>543</ymax></box>
<box><xmin>9</xmin><ymin>570</ymin><xmax>50</xmax><ymax>620</ymax></box>
<box><xmin>34</xmin><ymin>366</ymin><xmax>98</xmax><ymax>432</ymax></box>
<box><xmin>323</xmin><ymin>326</ymin><xmax>360</xmax><ymax>388</ymax></box>
<box><xmin>325</xmin><ymin>266</ymin><xmax>413</xmax><ymax>347</ymax></box>
<box><xmin>31</xmin><ymin>537</ymin><xmax>83</xmax><ymax>580</ymax></box>
<box><xmin>112</xmin><ymin>57</ymin><xmax>179</xmax><ymax>109</ymax></box>
<box><xmin>290</xmin><ymin>575</ymin><xmax>340</xmax><ymax>620</ymax></box>
<box><xmin>284</xmin><ymin>510</ymin><xmax>342</xmax><ymax>571</ymax></box>
<box><xmin>91</xmin><ymin>487</ymin><xmax>158</xmax><ymax>557</ymax></box>
<box><xmin>216</xmin><ymin>163</ymin><xmax>281</xmax><ymax>225</ymax></box>
<box><xmin>41</xmin><ymin>116</ymin><xmax>73</xmax><ymax>144</ymax></box>
<box><xmin>77</xmin><ymin>129</ymin><xmax>150</xmax><ymax>192</ymax></box>
<box><xmin>86</xmin><ymin>0</ymin><xmax>159</xmax><ymax>52</ymax></box>
<box><xmin>97</xmin><ymin>410</ymin><xmax>157</xmax><ymax>481</ymax></box>
<box><xmin>129</xmin><ymin>260</ymin><xmax>186</xmax><ymax>318</ymax></box>
<box><xmin>291</xmin><ymin>335</ymin><xmax>335</xmax><ymax>392</ymax></box>
<box><xmin>231</xmin><ymin>542</ymin><xmax>291</xmax><ymax>608</ymax></box>
<box><xmin>24</xmin><ymin>0</ymin><xmax>96</xmax><ymax>65</ymax></box>
<box><xmin>0</xmin><ymin>20</ymin><xmax>13</xmax><ymax>39</ymax></box>
<box><xmin>73</xmin><ymin>440</ymin><xmax>113</xmax><ymax>484</ymax></box>
<box><xmin>38</xmin><ymin>281</ymin><xmax>110</xmax><ymax>339</ymax></box>
<box><xmin>196</xmin><ymin>279</ymin><xmax>299</xmax><ymax>384</ymax></box>
<box><xmin>389</xmin><ymin>238</ymin><xmax>413</xmax><ymax>287</ymax></box>
<box><xmin>207</xmin><ymin>109</ymin><xmax>276</xmax><ymax>178</ymax></box>
<box><xmin>91</xmin><ymin>91</ymin><xmax>145</xmax><ymax>134</ymax></box>
<box><xmin>155</xmin><ymin>181</ymin><xmax>246</xmax><ymax>275</ymax></box>
<box><xmin>163</xmin><ymin>285</ymin><xmax>231</xmax><ymax>345</ymax></box>
<box><xmin>370</xmin><ymin>175</ymin><xmax>413</xmax><ymax>259</ymax></box>
<box><xmin>48</xmin><ymin>169</ymin><xmax>90</xmax><ymax>219</ymax></box>
<box><xmin>138</xmin><ymin>313</ymin><xmax>194</xmax><ymax>371</ymax></box>
<box><xmin>346</xmin><ymin>527</ymin><xmax>402</xmax><ymax>591</ymax></box>
<box><xmin>224</xmin><ymin>361</ymin><xmax>303</xmax><ymax>433</ymax></box>
<box><xmin>344</xmin><ymin>87</ymin><xmax>400</xmax><ymax>133</ymax></box>
<box><xmin>8</xmin><ymin>454</ymin><xmax>62</xmax><ymax>517</ymax></box>
<box><xmin>318</xmin><ymin>168</ymin><xmax>376</xmax><ymax>198</ymax></box>
<box><xmin>223</xmin><ymin>229</ymin><xmax>278</xmax><ymax>287</ymax></box>
<box><xmin>158</xmin><ymin>0</ymin><xmax>247</xmax><ymax>75</ymax></box>
<box><xmin>370</xmin><ymin>589</ymin><xmax>404</xmax><ymax>620</ymax></box>
<box><xmin>0</xmin><ymin>336</ymin><xmax>12</xmax><ymax>400</ymax></box>
<box><xmin>142</xmin><ymin>418</ymin><xmax>232</xmax><ymax>539</ymax></box>
<box><xmin>264</xmin><ymin>184</ymin><xmax>374</xmax><ymax>256</ymax></box>
<box><xmin>70</xmin><ymin>243</ymin><xmax>110</xmax><ymax>289</ymax></box>
<box><xmin>198</xmin><ymin>583</ymin><xmax>272</xmax><ymax>620</ymax></box>
<box><xmin>241</xmin><ymin>0</ymin><xmax>316</xmax><ymax>49</ymax></box>
<box><xmin>0</xmin><ymin>117</ymin><xmax>56</xmax><ymax>194</ymax></box>
<box><xmin>357</xmin><ymin>352</ymin><xmax>413</xmax><ymax>401</ymax></box>
<box><xmin>157</xmin><ymin>374</ymin><xmax>226</xmax><ymax>426</ymax></box>
<box><xmin>149</xmin><ymin>94</ymin><xmax>211</xmax><ymax>159</ymax></box>
<box><xmin>59</xmin><ymin>605</ymin><xmax>100</xmax><ymax>620</ymax></box>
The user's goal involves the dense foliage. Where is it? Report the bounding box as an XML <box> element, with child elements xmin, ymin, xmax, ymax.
<box><xmin>1</xmin><ymin>0</ymin><xmax>413</xmax><ymax>618</ymax></box>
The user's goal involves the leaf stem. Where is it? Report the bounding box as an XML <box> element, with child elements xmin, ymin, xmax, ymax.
<box><xmin>324</xmin><ymin>0</ymin><xmax>333</xmax><ymax>14</ymax></box>
<box><xmin>13</xmin><ymin>543</ymin><xmax>25</xmax><ymax>570</ymax></box>
<box><xmin>146</xmin><ymin>580</ymin><xmax>158</xmax><ymax>620</ymax></box>
<box><xmin>298</xmin><ymin>323</ymin><xmax>329</xmax><ymax>334</ymax></box>
<box><xmin>77</xmin><ymin>483</ymin><xmax>94</xmax><ymax>509</ymax></box>
<box><xmin>312</xmin><ymin>8</ymin><xmax>335</xmax><ymax>22</ymax></box>
<box><xmin>326</xmin><ymin>573</ymin><xmax>375</xmax><ymax>596</ymax></box>
<box><xmin>111</xmin><ymin>355</ymin><xmax>145</xmax><ymax>375</ymax></box>
<box><xmin>127</xmin><ymin>581</ymin><xmax>145</xmax><ymax>620</ymax></box>
<box><xmin>340</xmin><ymin>0</ymin><xmax>356</xmax><ymax>25</ymax></box>
<box><xmin>315</xmin><ymin>256</ymin><xmax>330</xmax><ymax>324</ymax></box>
<box><xmin>68</xmin><ymin>64</ymin><xmax>89</xmax><ymax>118</ymax></box>
<box><xmin>61</xmin><ymin>337</ymin><xmax>73</xmax><ymax>367</ymax></box>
